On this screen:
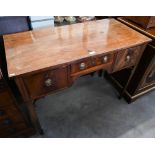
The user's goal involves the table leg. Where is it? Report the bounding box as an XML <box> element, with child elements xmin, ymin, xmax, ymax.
<box><xmin>98</xmin><ymin>70</ymin><xmax>103</xmax><ymax>77</ymax></box>
<box><xmin>118</xmin><ymin>67</ymin><xmax>135</xmax><ymax>99</ymax></box>
<box><xmin>26</xmin><ymin>100</ymin><xmax>44</xmax><ymax>135</ymax></box>
<box><xmin>15</xmin><ymin>77</ymin><xmax>44</xmax><ymax>134</ymax></box>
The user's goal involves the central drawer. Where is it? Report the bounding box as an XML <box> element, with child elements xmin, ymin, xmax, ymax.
<box><xmin>23</xmin><ymin>66</ymin><xmax>69</xmax><ymax>99</ymax></box>
<box><xmin>71</xmin><ymin>53</ymin><xmax>114</xmax><ymax>76</ymax></box>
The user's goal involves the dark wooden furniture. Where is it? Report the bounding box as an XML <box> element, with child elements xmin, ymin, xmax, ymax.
<box><xmin>124</xmin><ymin>16</ymin><xmax>155</xmax><ymax>29</ymax></box>
<box><xmin>3</xmin><ymin>19</ymin><xmax>151</xmax><ymax>134</ymax></box>
<box><xmin>0</xmin><ymin>16</ymin><xmax>36</xmax><ymax>137</ymax></box>
<box><xmin>0</xmin><ymin>69</ymin><xmax>35</xmax><ymax>137</ymax></box>
<box><xmin>105</xmin><ymin>17</ymin><xmax>155</xmax><ymax>103</ymax></box>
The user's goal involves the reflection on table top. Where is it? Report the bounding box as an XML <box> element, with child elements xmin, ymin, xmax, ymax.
<box><xmin>4</xmin><ymin>18</ymin><xmax>151</xmax><ymax>77</ymax></box>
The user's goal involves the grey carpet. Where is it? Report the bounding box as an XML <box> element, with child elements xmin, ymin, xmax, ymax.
<box><xmin>32</xmin><ymin>73</ymin><xmax>155</xmax><ymax>138</ymax></box>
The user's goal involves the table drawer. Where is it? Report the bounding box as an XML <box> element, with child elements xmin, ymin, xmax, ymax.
<box><xmin>0</xmin><ymin>90</ymin><xmax>14</xmax><ymax>107</ymax></box>
<box><xmin>23</xmin><ymin>67</ymin><xmax>69</xmax><ymax>98</ymax></box>
<box><xmin>113</xmin><ymin>46</ymin><xmax>144</xmax><ymax>72</ymax></box>
<box><xmin>71</xmin><ymin>53</ymin><xmax>114</xmax><ymax>75</ymax></box>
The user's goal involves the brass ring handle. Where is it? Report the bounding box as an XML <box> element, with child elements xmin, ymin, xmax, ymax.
<box><xmin>79</xmin><ymin>62</ymin><xmax>86</xmax><ymax>70</ymax></box>
<box><xmin>102</xmin><ymin>55</ymin><xmax>108</xmax><ymax>63</ymax></box>
<box><xmin>125</xmin><ymin>55</ymin><xmax>131</xmax><ymax>63</ymax></box>
<box><xmin>45</xmin><ymin>78</ymin><xmax>52</xmax><ymax>87</ymax></box>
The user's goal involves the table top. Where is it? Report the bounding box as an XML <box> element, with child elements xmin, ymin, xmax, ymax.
<box><xmin>4</xmin><ymin>18</ymin><xmax>151</xmax><ymax>78</ymax></box>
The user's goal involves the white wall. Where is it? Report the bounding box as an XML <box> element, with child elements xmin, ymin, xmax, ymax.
<box><xmin>29</xmin><ymin>16</ymin><xmax>54</xmax><ymax>29</ymax></box>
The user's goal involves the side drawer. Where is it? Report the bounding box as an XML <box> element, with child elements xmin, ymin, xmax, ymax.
<box><xmin>113</xmin><ymin>45</ymin><xmax>144</xmax><ymax>72</ymax></box>
<box><xmin>23</xmin><ymin>66</ymin><xmax>69</xmax><ymax>99</ymax></box>
<box><xmin>71</xmin><ymin>53</ymin><xmax>114</xmax><ymax>76</ymax></box>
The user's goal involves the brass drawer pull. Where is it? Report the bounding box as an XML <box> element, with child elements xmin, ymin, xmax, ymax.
<box><xmin>45</xmin><ymin>78</ymin><xmax>52</xmax><ymax>87</ymax></box>
<box><xmin>79</xmin><ymin>62</ymin><xmax>86</xmax><ymax>70</ymax></box>
<box><xmin>102</xmin><ymin>55</ymin><xmax>108</xmax><ymax>63</ymax></box>
<box><xmin>125</xmin><ymin>55</ymin><xmax>131</xmax><ymax>63</ymax></box>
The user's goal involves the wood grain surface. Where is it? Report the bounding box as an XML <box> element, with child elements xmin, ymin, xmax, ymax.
<box><xmin>4</xmin><ymin>18</ymin><xmax>151</xmax><ymax>77</ymax></box>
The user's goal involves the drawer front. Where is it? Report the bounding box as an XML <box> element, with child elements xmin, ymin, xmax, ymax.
<box><xmin>24</xmin><ymin>67</ymin><xmax>69</xmax><ymax>98</ymax></box>
<box><xmin>113</xmin><ymin>46</ymin><xmax>143</xmax><ymax>72</ymax></box>
<box><xmin>0</xmin><ymin>123</ymin><xmax>27</xmax><ymax>137</ymax></box>
<box><xmin>71</xmin><ymin>53</ymin><xmax>114</xmax><ymax>75</ymax></box>
<box><xmin>0</xmin><ymin>90</ymin><xmax>14</xmax><ymax>107</ymax></box>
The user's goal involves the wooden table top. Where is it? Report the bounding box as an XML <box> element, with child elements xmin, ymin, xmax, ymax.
<box><xmin>4</xmin><ymin>18</ymin><xmax>151</xmax><ymax>78</ymax></box>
